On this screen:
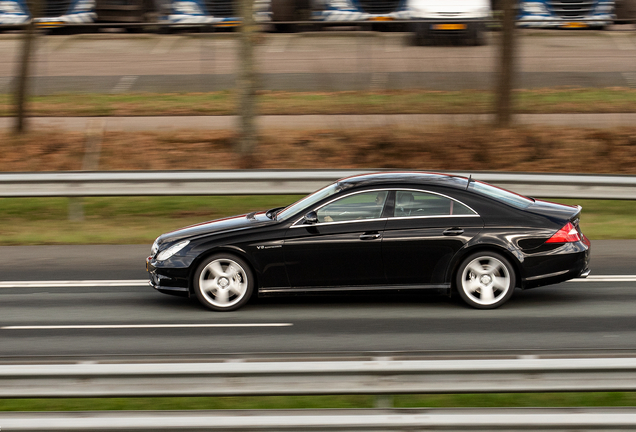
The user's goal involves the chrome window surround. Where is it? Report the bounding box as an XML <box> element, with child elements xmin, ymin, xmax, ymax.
<box><xmin>291</xmin><ymin>188</ymin><xmax>479</xmax><ymax>228</ymax></box>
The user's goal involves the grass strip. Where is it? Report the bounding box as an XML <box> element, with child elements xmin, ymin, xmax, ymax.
<box><xmin>1</xmin><ymin>393</ymin><xmax>636</xmax><ymax>411</ymax></box>
<box><xmin>1</xmin><ymin>88</ymin><xmax>636</xmax><ymax>117</ymax></box>
<box><xmin>0</xmin><ymin>196</ymin><xmax>633</xmax><ymax>245</ymax></box>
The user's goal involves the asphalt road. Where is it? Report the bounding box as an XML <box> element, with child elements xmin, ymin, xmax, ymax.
<box><xmin>0</xmin><ymin>29</ymin><xmax>635</xmax><ymax>93</ymax></box>
<box><xmin>0</xmin><ymin>240</ymin><xmax>635</xmax><ymax>361</ymax></box>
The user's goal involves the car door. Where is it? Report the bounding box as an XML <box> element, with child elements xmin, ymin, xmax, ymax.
<box><xmin>284</xmin><ymin>190</ymin><xmax>390</xmax><ymax>288</ymax></box>
<box><xmin>382</xmin><ymin>189</ymin><xmax>484</xmax><ymax>286</ymax></box>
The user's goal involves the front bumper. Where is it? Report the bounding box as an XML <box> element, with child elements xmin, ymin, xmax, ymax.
<box><xmin>412</xmin><ymin>18</ymin><xmax>486</xmax><ymax>36</ymax></box>
<box><xmin>314</xmin><ymin>9</ymin><xmax>410</xmax><ymax>22</ymax></box>
<box><xmin>147</xmin><ymin>256</ymin><xmax>190</xmax><ymax>297</ymax></box>
<box><xmin>517</xmin><ymin>14</ymin><xmax>614</xmax><ymax>28</ymax></box>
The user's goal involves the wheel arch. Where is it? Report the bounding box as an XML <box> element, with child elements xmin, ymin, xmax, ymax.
<box><xmin>448</xmin><ymin>244</ymin><xmax>523</xmax><ymax>291</ymax></box>
<box><xmin>187</xmin><ymin>246</ymin><xmax>260</xmax><ymax>297</ymax></box>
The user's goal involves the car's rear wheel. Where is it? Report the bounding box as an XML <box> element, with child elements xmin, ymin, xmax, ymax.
<box><xmin>456</xmin><ymin>252</ymin><xmax>515</xmax><ymax>309</ymax></box>
<box><xmin>194</xmin><ymin>254</ymin><xmax>253</xmax><ymax>311</ymax></box>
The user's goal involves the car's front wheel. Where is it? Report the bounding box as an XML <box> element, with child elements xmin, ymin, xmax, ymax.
<box><xmin>456</xmin><ymin>252</ymin><xmax>515</xmax><ymax>309</ymax></box>
<box><xmin>194</xmin><ymin>254</ymin><xmax>253</xmax><ymax>311</ymax></box>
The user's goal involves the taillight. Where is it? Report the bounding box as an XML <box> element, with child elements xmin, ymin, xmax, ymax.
<box><xmin>546</xmin><ymin>222</ymin><xmax>581</xmax><ymax>243</ymax></box>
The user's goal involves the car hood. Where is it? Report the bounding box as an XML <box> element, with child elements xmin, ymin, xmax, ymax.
<box><xmin>155</xmin><ymin>212</ymin><xmax>275</xmax><ymax>248</ymax></box>
<box><xmin>527</xmin><ymin>199</ymin><xmax>581</xmax><ymax>223</ymax></box>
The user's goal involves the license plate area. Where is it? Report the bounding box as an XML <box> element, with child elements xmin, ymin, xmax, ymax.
<box><xmin>432</xmin><ymin>23</ymin><xmax>467</xmax><ymax>30</ymax></box>
<box><xmin>563</xmin><ymin>22</ymin><xmax>588</xmax><ymax>28</ymax></box>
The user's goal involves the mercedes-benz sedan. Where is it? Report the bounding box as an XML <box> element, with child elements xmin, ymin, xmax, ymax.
<box><xmin>147</xmin><ymin>172</ymin><xmax>591</xmax><ymax>310</ymax></box>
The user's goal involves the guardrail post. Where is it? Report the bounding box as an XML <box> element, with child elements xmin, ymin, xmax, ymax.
<box><xmin>375</xmin><ymin>395</ymin><xmax>393</xmax><ymax>408</ymax></box>
<box><xmin>69</xmin><ymin>120</ymin><xmax>104</xmax><ymax>221</ymax></box>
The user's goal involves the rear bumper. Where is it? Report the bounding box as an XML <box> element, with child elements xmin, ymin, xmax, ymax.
<box><xmin>522</xmin><ymin>241</ymin><xmax>591</xmax><ymax>289</ymax></box>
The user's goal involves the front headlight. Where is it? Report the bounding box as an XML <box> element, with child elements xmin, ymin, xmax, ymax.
<box><xmin>522</xmin><ymin>1</ymin><xmax>548</xmax><ymax>14</ymax></box>
<box><xmin>151</xmin><ymin>238</ymin><xmax>160</xmax><ymax>256</ymax></box>
<box><xmin>156</xmin><ymin>240</ymin><xmax>190</xmax><ymax>261</ymax></box>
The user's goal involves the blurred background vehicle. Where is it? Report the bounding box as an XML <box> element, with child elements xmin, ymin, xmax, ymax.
<box><xmin>409</xmin><ymin>0</ymin><xmax>490</xmax><ymax>45</ymax></box>
<box><xmin>0</xmin><ymin>0</ymin><xmax>96</xmax><ymax>29</ymax></box>
<box><xmin>94</xmin><ymin>0</ymin><xmax>271</xmax><ymax>29</ymax></box>
<box><xmin>517</xmin><ymin>0</ymin><xmax>615</xmax><ymax>28</ymax></box>
<box><xmin>270</xmin><ymin>0</ymin><xmax>410</xmax><ymax>32</ymax></box>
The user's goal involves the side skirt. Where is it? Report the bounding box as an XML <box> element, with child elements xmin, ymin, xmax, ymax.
<box><xmin>258</xmin><ymin>284</ymin><xmax>451</xmax><ymax>297</ymax></box>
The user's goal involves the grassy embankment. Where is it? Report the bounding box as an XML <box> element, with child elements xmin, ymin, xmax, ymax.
<box><xmin>1</xmin><ymin>88</ymin><xmax>636</xmax><ymax>116</ymax></box>
<box><xmin>2</xmin><ymin>392</ymin><xmax>636</xmax><ymax>411</ymax></box>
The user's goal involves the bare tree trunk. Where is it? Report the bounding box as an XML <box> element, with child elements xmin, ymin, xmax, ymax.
<box><xmin>495</xmin><ymin>0</ymin><xmax>515</xmax><ymax>128</ymax></box>
<box><xmin>236</xmin><ymin>0</ymin><xmax>258</xmax><ymax>167</ymax></box>
<box><xmin>14</xmin><ymin>0</ymin><xmax>39</xmax><ymax>134</ymax></box>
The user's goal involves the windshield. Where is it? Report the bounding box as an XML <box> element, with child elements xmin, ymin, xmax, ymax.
<box><xmin>276</xmin><ymin>182</ymin><xmax>341</xmax><ymax>221</ymax></box>
<box><xmin>469</xmin><ymin>181</ymin><xmax>534</xmax><ymax>209</ymax></box>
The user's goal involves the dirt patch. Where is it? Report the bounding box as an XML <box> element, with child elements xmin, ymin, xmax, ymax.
<box><xmin>2</xmin><ymin>125</ymin><xmax>636</xmax><ymax>173</ymax></box>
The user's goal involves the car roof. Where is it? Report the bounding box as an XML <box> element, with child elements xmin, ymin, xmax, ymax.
<box><xmin>338</xmin><ymin>172</ymin><xmax>470</xmax><ymax>190</ymax></box>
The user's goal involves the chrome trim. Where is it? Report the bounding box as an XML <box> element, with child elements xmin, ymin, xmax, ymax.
<box><xmin>390</xmin><ymin>214</ymin><xmax>480</xmax><ymax>221</ymax></box>
<box><xmin>290</xmin><ymin>217</ymin><xmax>388</xmax><ymax>228</ymax></box>
<box><xmin>291</xmin><ymin>187</ymin><xmax>479</xmax><ymax>228</ymax></box>
<box><xmin>579</xmin><ymin>268</ymin><xmax>591</xmax><ymax>278</ymax></box>
<box><xmin>525</xmin><ymin>270</ymin><xmax>569</xmax><ymax>281</ymax></box>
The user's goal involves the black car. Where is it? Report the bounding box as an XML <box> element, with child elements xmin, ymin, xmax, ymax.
<box><xmin>147</xmin><ymin>172</ymin><xmax>591</xmax><ymax>310</ymax></box>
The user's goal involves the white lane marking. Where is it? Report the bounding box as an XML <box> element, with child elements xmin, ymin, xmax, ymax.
<box><xmin>111</xmin><ymin>75</ymin><xmax>138</xmax><ymax>94</ymax></box>
<box><xmin>2</xmin><ymin>323</ymin><xmax>293</xmax><ymax>330</ymax></box>
<box><xmin>151</xmin><ymin>36</ymin><xmax>178</xmax><ymax>55</ymax></box>
<box><xmin>622</xmin><ymin>72</ymin><xmax>636</xmax><ymax>89</ymax></box>
<box><xmin>0</xmin><ymin>280</ymin><xmax>148</xmax><ymax>288</ymax></box>
<box><xmin>567</xmin><ymin>275</ymin><xmax>636</xmax><ymax>282</ymax></box>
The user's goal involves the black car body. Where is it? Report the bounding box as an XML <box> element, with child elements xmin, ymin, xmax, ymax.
<box><xmin>147</xmin><ymin>172</ymin><xmax>591</xmax><ymax>310</ymax></box>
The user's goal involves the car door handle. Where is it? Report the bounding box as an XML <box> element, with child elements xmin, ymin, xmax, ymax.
<box><xmin>360</xmin><ymin>232</ymin><xmax>382</xmax><ymax>240</ymax></box>
<box><xmin>443</xmin><ymin>228</ymin><xmax>464</xmax><ymax>236</ymax></box>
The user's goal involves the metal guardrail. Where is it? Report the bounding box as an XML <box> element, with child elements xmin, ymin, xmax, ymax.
<box><xmin>1</xmin><ymin>170</ymin><xmax>636</xmax><ymax>199</ymax></box>
<box><xmin>3</xmin><ymin>357</ymin><xmax>636</xmax><ymax>398</ymax></box>
<box><xmin>2</xmin><ymin>357</ymin><xmax>636</xmax><ymax>430</ymax></box>
<box><xmin>3</xmin><ymin>408</ymin><xmax>636</xmax><ymax>431</ymax></box>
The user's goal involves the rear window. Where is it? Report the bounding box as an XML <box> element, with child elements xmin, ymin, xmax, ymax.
<box><xmin>469</xmin><ymin>181</ymin><xmax>534</xmax><ymax>209</ymax></box>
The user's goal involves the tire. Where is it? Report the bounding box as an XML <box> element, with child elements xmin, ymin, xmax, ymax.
<box><xmin>412</xmin><ymin>22</ymin><xmax>428</xmax><ymax>46</ymax></box>
<box><xmin>455</xmin><ymin>252</ymin><xmax>515</xmax><ymax>309</ymax></box>
<box><xmin>194</xmin><ymin>254</ymin><xmax>254</xmax><ymax>311</ymax></box>
<box><xmin>466</xmin><ymin>22</ymin><xmax>486</xmax><ymax>46</ymax></box>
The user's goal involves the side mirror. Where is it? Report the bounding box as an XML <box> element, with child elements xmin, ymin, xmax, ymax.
<box><xmin>304</xmin><ymin>211</ymin><xmax>318</xmax><ymax>225</ymax></box>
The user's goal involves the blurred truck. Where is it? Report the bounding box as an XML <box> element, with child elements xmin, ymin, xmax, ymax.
<box><xmin>94</xmin><ymin>0</ymin><xmax>271</xmax><ymax>28</ymax></box>
<box><xmin>270</xmin><ymin>0</ymin><xmax>410</xmax><ymax>31</ymax></box>
<box><xmin>408</xmin><ymin>0</ymin><xmax>491</xmax><ymax>45</ymax></box>
<box><xmin>0</xmin><ymin>0</ymin><xmax>95</xmax><ymax>28</ymax></box>
<box><xmin>517</xmin><ymin>0</ymin><xmax>615</xmax><ymax>28</ymax></box>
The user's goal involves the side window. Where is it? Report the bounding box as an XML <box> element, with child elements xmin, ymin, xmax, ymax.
<box><xmin>394</xmin><ymin>191</ymin><xmax>475</xmax><ymax>217</ymax></box>
<box><xmin>317</xmin><ymin>191</ymin><xmax>388</xmax><ymax>223</ymax></box>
